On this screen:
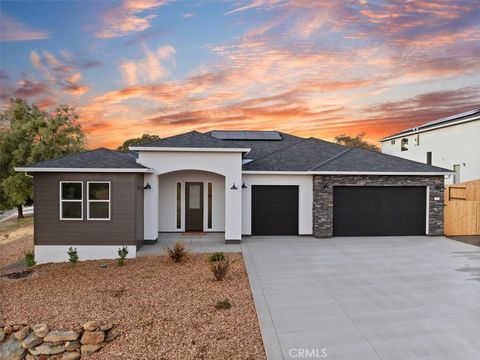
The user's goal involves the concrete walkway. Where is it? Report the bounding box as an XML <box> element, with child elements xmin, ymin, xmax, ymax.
<box><xmin>242</xmin><ymin>236</ymin><xmax>480</xmax><ymax>360</ymax></box>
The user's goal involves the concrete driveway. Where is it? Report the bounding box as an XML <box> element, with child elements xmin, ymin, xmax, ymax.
<box><xmin>241</xmin><ymin>236</ymin><xmax>480</xmax><ymax>360</ymax></box>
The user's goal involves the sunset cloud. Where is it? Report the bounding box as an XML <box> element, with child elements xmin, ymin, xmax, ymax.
<box><xmin>96</xmin><ymin>0</ymin><xmax>168</xmax><ymax>39</ymax></box>
<box><xmin>0</xmin><ymin>13</ymin><xmax>49</xmax><ymax>41</ymax></box>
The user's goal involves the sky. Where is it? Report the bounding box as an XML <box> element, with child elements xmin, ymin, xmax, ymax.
<box><xmin>0</xmin><ymin>0</ymin><xmax>479</xmax><ymax>149</ymax></box>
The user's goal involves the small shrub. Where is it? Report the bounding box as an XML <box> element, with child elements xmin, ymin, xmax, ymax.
<box><xmin>24</xmin><ymin>250</ymin><xmax>36</xmax><ymax>268</ymax></box>
<box><xmin>165</xmin><ymin>242</ymin><xmax>188</xmax><ymax>263</ymax></box>
<box><xmin>215</xmin><ymin>299</ymin><xmax>231</xmax><ymax>310</ymax></box>
<box><xmin>207</xmin><ymin>252</ymin><xmax>225</xmax><ymax>263</ymax></box>
<box><xmin>67</xmin><ymin>247</ymin><xmax>79</xmax><ymax>264</ymax></box>
<box><xmin>209</xmin><ymin>257</ymin><xmax>233</xmax><ymax>281</ymax></box>
<box><xmin>117</xmin><ymin>246</ymin><xmax>128</xmax><ymax>266</ymax></box>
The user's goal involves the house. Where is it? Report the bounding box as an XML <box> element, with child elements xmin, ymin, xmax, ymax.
<box><xmin>16</xmin><ymin>130</ymin><xmax>451</xmax><ymax>263</ymax></box>
<box><xmin>380</xmin><ymin>108</ymin><xmax>480</xmax><ymax>184</ymax></box>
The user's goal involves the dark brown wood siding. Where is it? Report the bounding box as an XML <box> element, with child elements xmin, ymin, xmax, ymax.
<box><xmin>34</xmin><ymin>172</ymin><xmax>144</xmax><ymax>246</ymax></box>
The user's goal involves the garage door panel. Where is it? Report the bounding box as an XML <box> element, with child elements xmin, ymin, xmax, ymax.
<box><xmin>252</xmin><ymin>186</ymin><xmax>299</xmax><ymax>235</ymax></box>
<box><xmin>333</xmin><ymin>186</ymin><xmax>426</xmax><ymax>236</ymax></box>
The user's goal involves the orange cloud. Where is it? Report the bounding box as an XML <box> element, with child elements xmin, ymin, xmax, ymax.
<box><xmin>0</xmin><ymin>13</ymin><xmax>49</xmax><ymax>41</ymax></box>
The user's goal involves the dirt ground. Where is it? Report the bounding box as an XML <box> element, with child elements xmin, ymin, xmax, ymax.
<box><xmin>0</xmin><ymin>227</ymin><xmax>266</xmax><ymax>360</ymax></box>
<box><xmin>0</xmin><ymin>216</ymin><xmax>34</xmax><ymax>269</ymax></box>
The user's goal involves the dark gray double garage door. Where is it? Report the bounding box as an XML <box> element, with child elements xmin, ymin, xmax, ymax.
<box><xmin>251</xmin><ymin>185</ymin><xmax>426</xmax><ymax>236</ymax></box>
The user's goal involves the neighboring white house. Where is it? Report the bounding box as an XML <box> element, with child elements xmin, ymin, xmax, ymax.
<box><xmin>380</xmin><ymin>108</ymin><xmax>480</xmax><ymax>184</ymax></box>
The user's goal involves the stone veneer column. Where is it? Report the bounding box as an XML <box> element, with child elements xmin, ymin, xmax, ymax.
<box><xmin>312</xmin><ymin>175</ymin><xmax>445</xmax><ymax>238</ymax></box>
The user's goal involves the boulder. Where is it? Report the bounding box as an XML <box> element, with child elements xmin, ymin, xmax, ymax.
<box><xmin>99</xmin><ymin>323</ymin><xmax>113</xmax><ymax>331</ymax></box>
<box><xmin>22</xmin><ymin>333</ymin><xmax>43</xmax><ymax>349</ymax></box>
<box><xmin>62</xmin><ymin>352</ymin><xmax>80</xmax><ymax>360</ymax></box>
<box><xmin>80</xmin><ymin>331</ymin><xmax>105</xmax><ymax>345</ymax></box>
<box><xmin>0</xmin><ymin>330</ymin><xmax>5</xmax><ymax>342</ymax></box>
<box><xmin>81</xmin><ymin>344</ymin><xmax>102</xmax><ymax>356</ymax></box>
<box><xmin>82</xmin><ymin>321</ymin><xmax>99</xmax><ymax>332</ymax></box>
<box><xmin>0</xmin><ymin>337</ymin><xmax>26</xmax><ymax>360</ymax></box>
<box><xmin>14</xmin><ymin>326</ymin><xmax>30</xmax><ymax>341</ymax></box>
<box><xmin>32</xmin><ymin>324</ymin><xmax>49</xmax><ymax>338</ymax></box>
<box><xmin>65</xmin><ymin>340</ymin><xmax>80</xmax><ymax>351</ymax></box>
<box><xmin>44</xmin><ymin>330</ymin><xmax>78</xmax><ymax>342</ymax></box>
<box><xmin>3</xmin><ymin>325</ymin><xmax>13</xmax><ymax>335</ymax></box>
<box><xmin>25</xmin><ymin>354</ymin><xmax>35</xmax><ymax>360</ymax></box>
<box><xmin>30</xmin><ymin>343</ymin><xmax>65</xmax><ymax>356</ymax></box>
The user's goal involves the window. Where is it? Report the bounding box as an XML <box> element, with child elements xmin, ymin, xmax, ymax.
<box><xmin>401</xmin><ymin>138</ymin><xmax>408</xmax><ymax>151</ymax></box>
<box><xmin>189</xmin><ymin>184</ymin><xmax>201</xmax><ymax>209</ymax></box>
<box><xmin>453</xmin><ymin>164</ymin><xmax>461</xmax><ymax>184</ymax></box>
<box><xmin>390</xmin><ymin>139</ymin><xmax>395</xmax><ymax>145</ymax></box>
<box><xmin>207</xmin><ymin>182</ymin><xmax>212</xmax><ymax>229</ymax></box>
<box><xmin>426</xmin><ymin>152</ymin><xmax>432</xmax><ymax>165</ymax></box>
<box><xmin>176</xmin><ymin>182</ymin><xmax>181</xmax><ymax>229</ymax></box>
<box><xmin>60</xmin><ymin>182</ymin><xmax>83</xmax><ymax>220</ymax></box>
<box><xmin>87</xmin><ymin>182</ymin><xmax>110</xmax><ymax>220</ymax></box>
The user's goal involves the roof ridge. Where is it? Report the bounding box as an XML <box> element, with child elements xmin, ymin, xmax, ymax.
<box><xmin>244</xmin><ymin>136</ymin><xmax>310</xmax><ymax>164</ymax></box>
<box><xmin>309</xmin><ymin>148</ymin><xmax>352</xmax><ymax>171</ymax></box>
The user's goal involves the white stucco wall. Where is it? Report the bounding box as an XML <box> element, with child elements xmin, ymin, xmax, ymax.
<box><xmin>138</xmin><ymin>151</ymin><xmax>243</xmax><ymax>240</ymax></box>
<box><xmin>158</xmin><ymin>170</ymin><xmax>225</xmax><ymax>232</ymax></box>
<box><xmin>241</xmin><ymin>174</ymin><xmax>313</xmax><ymax>235</ymax></box>
<box><xmin>381</xmin><ymin>120</ymin><xmax>480</xmax><ymax>184</ymax></box>
<box><xmin>35</xmin><ymin>245</ymin><xmax>136</xmax><ymax>264</ymax></box>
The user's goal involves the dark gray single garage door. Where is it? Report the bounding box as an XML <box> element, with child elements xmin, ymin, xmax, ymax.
<box><xmin>333</xmin><ymin>186</ymin><xmax>426</xmax><ymax>236</ymax></box>
<box><xmin>252</xmin><ymin>185</ymin><xmax>299</xmax><ymax>235</ymax></box>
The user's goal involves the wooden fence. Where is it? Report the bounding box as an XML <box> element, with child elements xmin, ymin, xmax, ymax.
<box><xmin>444</xmin><ymin>179</ymin><xmax>480</xmax><ymax>236</ymax></box>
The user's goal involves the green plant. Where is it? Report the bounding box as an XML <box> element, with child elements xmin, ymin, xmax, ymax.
<box><xmin>24</xmin><ymin>250</ymin><xmax>36</xmax><ymax>268</ymax></box>
<box><xmin>165</xmin><ymin>242</ymin><xmax>188</xmax><ymax>263</ymax></box>
<box><xmin>207</xmin><ymin>252</ymin><xmax>225</xmax><ymax>263</ymax></box>
<box><xmin>215</xmin><ymin>299</ymin><xmax>231</xmax><ymax>310</ymax></box>
<box><xmin>117</xmin><ymin>246</ymin><xmax>128</xmax><ymax>266</ymax></box>
<box><xmin>67</xmin><ymin>247</ymin><xmax>79</xmax><ymax>264</ymax></box>
<box><xmin>209</xmin><ymin>257</ymin><xmax>233</xmax><ymax>281</ymax></box>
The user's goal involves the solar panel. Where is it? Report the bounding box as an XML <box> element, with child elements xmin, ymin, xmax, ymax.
<box><xmin>211</xmin><ymin>130</ymin><xmax>282</xmax><ymax>141</ymax></box>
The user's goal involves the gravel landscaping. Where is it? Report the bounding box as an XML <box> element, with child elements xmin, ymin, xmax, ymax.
<box><xmin>0</xmin><ymin>216</ymin><xmax>33</xmax><ymax>269</ymax></box>
<box><xmin>0</xmin><ymin>252</ymin><xmax>266</xmax><ymax>359</ymax></box>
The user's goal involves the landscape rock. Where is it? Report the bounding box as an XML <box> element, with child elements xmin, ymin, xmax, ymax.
<box><xmin>0</xmin><ymin>330</ymin><xmax>5</xmax><ymax>342</ymax></box>
<box><xmin>12</xmin><ymin>326</ymin><xmax>21</xmax><ymax>331</ymax></box>
<box><xmin>30</xmin><ymin>343</ymin><xmax>65</xmax><ymax>356</ymax></box>
<box><xmin>22</xmin><ymin>333</ymin><xmax>43</xmax><ymax>349</ymax></box>
<box><xmin>82</xmin><ymin>321</ymin><xmax>99</xmax><ymax>332</ymax></box>
<box><xmin>14</xmin><ymin>326</ymin><xmax>30</xmax><ymax>341</ymax></box>
<box><xmin>0</xmin><ymin>337</ymin><xmax>26</xmax><ymax>360</ymax></box>
<box><xmin>32</xmin><ymin>323</ymin><xmax>49</xmax><ymax>338</ymax></box>
<box><xmin>3</xmin><ymin>325</ymin><xmax>13</xmax><ymax>335</ymax></box>
<box><xmin>81</xmin><ymin>344</ymin><xmax>102</xmax><ymax>356</ymax></box>
<box><xmin>80</xmin><ymin>331</ymin><xmax>105</xmax><ymax>345</ymax></box>
<box><xmin>44</xmin><ymin>330</ymin><xmax>78</xmax><ymax>342</ymax></box>
<box><xmin>62</xmin><ymin>351</ymin><xmax>80</xmax><ymax>360</ymax></box>
<box><xmin>25</xmin><ymin>354</ymin><xmax>35</xmax><ymax>360</ymax></box>
<box><xmin>105</xmin><ymin>329</ymin><xmax>120</xmax><ymax>342</ymax></box>
<box><xmin>99</xmin><ymin>323</ymin><xmax>113</xmax><ymax>331</ymax></box>
<box><xmin>65</xmin><ymin>340</ymin><xmax>80</xmax><ymax>351</ymax></box>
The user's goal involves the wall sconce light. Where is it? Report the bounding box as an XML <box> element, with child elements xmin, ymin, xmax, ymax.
<box><xmin>144</xmin><ymin>182</ymin><xmax>151</xmax><ymax>190</ymax></box>
<box><xmin>242</xmin><ymin>182</ymin><xmax>248</xmax><ymax>189</ymax></box>
<box><xmin>322</xmin><ymin>184</ymin><xmax>329</xmax><ymax>190</ymax></box>
<box><xmin>231</xmin><ymin>183</ymin><xmax>238</xmax><ymax>190</ymax></box>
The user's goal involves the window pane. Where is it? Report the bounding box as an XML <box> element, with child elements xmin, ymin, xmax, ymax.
<box><xmin>176</xmin><ymin>182</ymin><xmax>181</xmax><ymax>229</ymax></box>
<box><xmin>189</xmin><ymin>184</ymin><xmax>200</xmax><ymax>209</ymax></box>
<box><xmin>89</xmin><ymin>183</ymin><xmax>109</xmax><ymax>200</ymax></box>
<box><xmin>89</xmin><ymin>202</ymin><xmax>109</xmax><ymax>219</ymax></box>
<box><xmin>62</xmin><ymin>202</ymin><xmax>82</xmax><ymax>218</ymax></box>
<box><xmin>62</xmin><ymin>183</ymin><xmax>82</xmax><ymax>200</ymax></box>
<box><xmin>208</xmin><ymin>183</ymin><xmax>212</xmax><ymax>229</ymax></box>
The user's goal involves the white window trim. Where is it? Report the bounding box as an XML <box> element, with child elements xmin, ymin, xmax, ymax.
<box><xmin>59</xmin><ymin>181</ymin><xmax>83</xmax><ymax>220</ymax></box>
<box><xmin>87</xmin><ymin>181</ymin><xmax>111</xmax><ymax>221</ymax></box>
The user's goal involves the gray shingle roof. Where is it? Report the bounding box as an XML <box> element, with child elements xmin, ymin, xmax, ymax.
<box><xmin>24</xmin><ymin>148</ymin><xmax>148</xmax><ymax>169</ymax></box>
<box><xmin>136</xmin><ymin>130</ymin><xmax>248</xmax><ymax>150</ymax></box>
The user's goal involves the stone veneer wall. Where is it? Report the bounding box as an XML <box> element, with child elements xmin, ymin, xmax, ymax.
<box><xmin>312</xmin><ymin>175</ymin><xmax>444</xmax><ymax>237</ymax></box>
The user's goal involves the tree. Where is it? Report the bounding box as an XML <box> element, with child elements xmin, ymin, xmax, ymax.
<box><xmin>334</xmin><ymin>133</ymin><xmax>380</xmax><ymax>152</ymax></box>
<box><xmin>0</xmin><ymin>99</ymin><xmax>86</xmax><ymax>218</ymax></box>
<box><xmin>117</xmin><ymin>134</ymin><xmax>161</xmax><ymax>152</ymax></box>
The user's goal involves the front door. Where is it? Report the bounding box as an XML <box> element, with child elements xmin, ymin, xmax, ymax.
<box><xmin>185</xmin><ymin>182</ymin><xmax>203</xmax><ymax>231</ymax></box>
